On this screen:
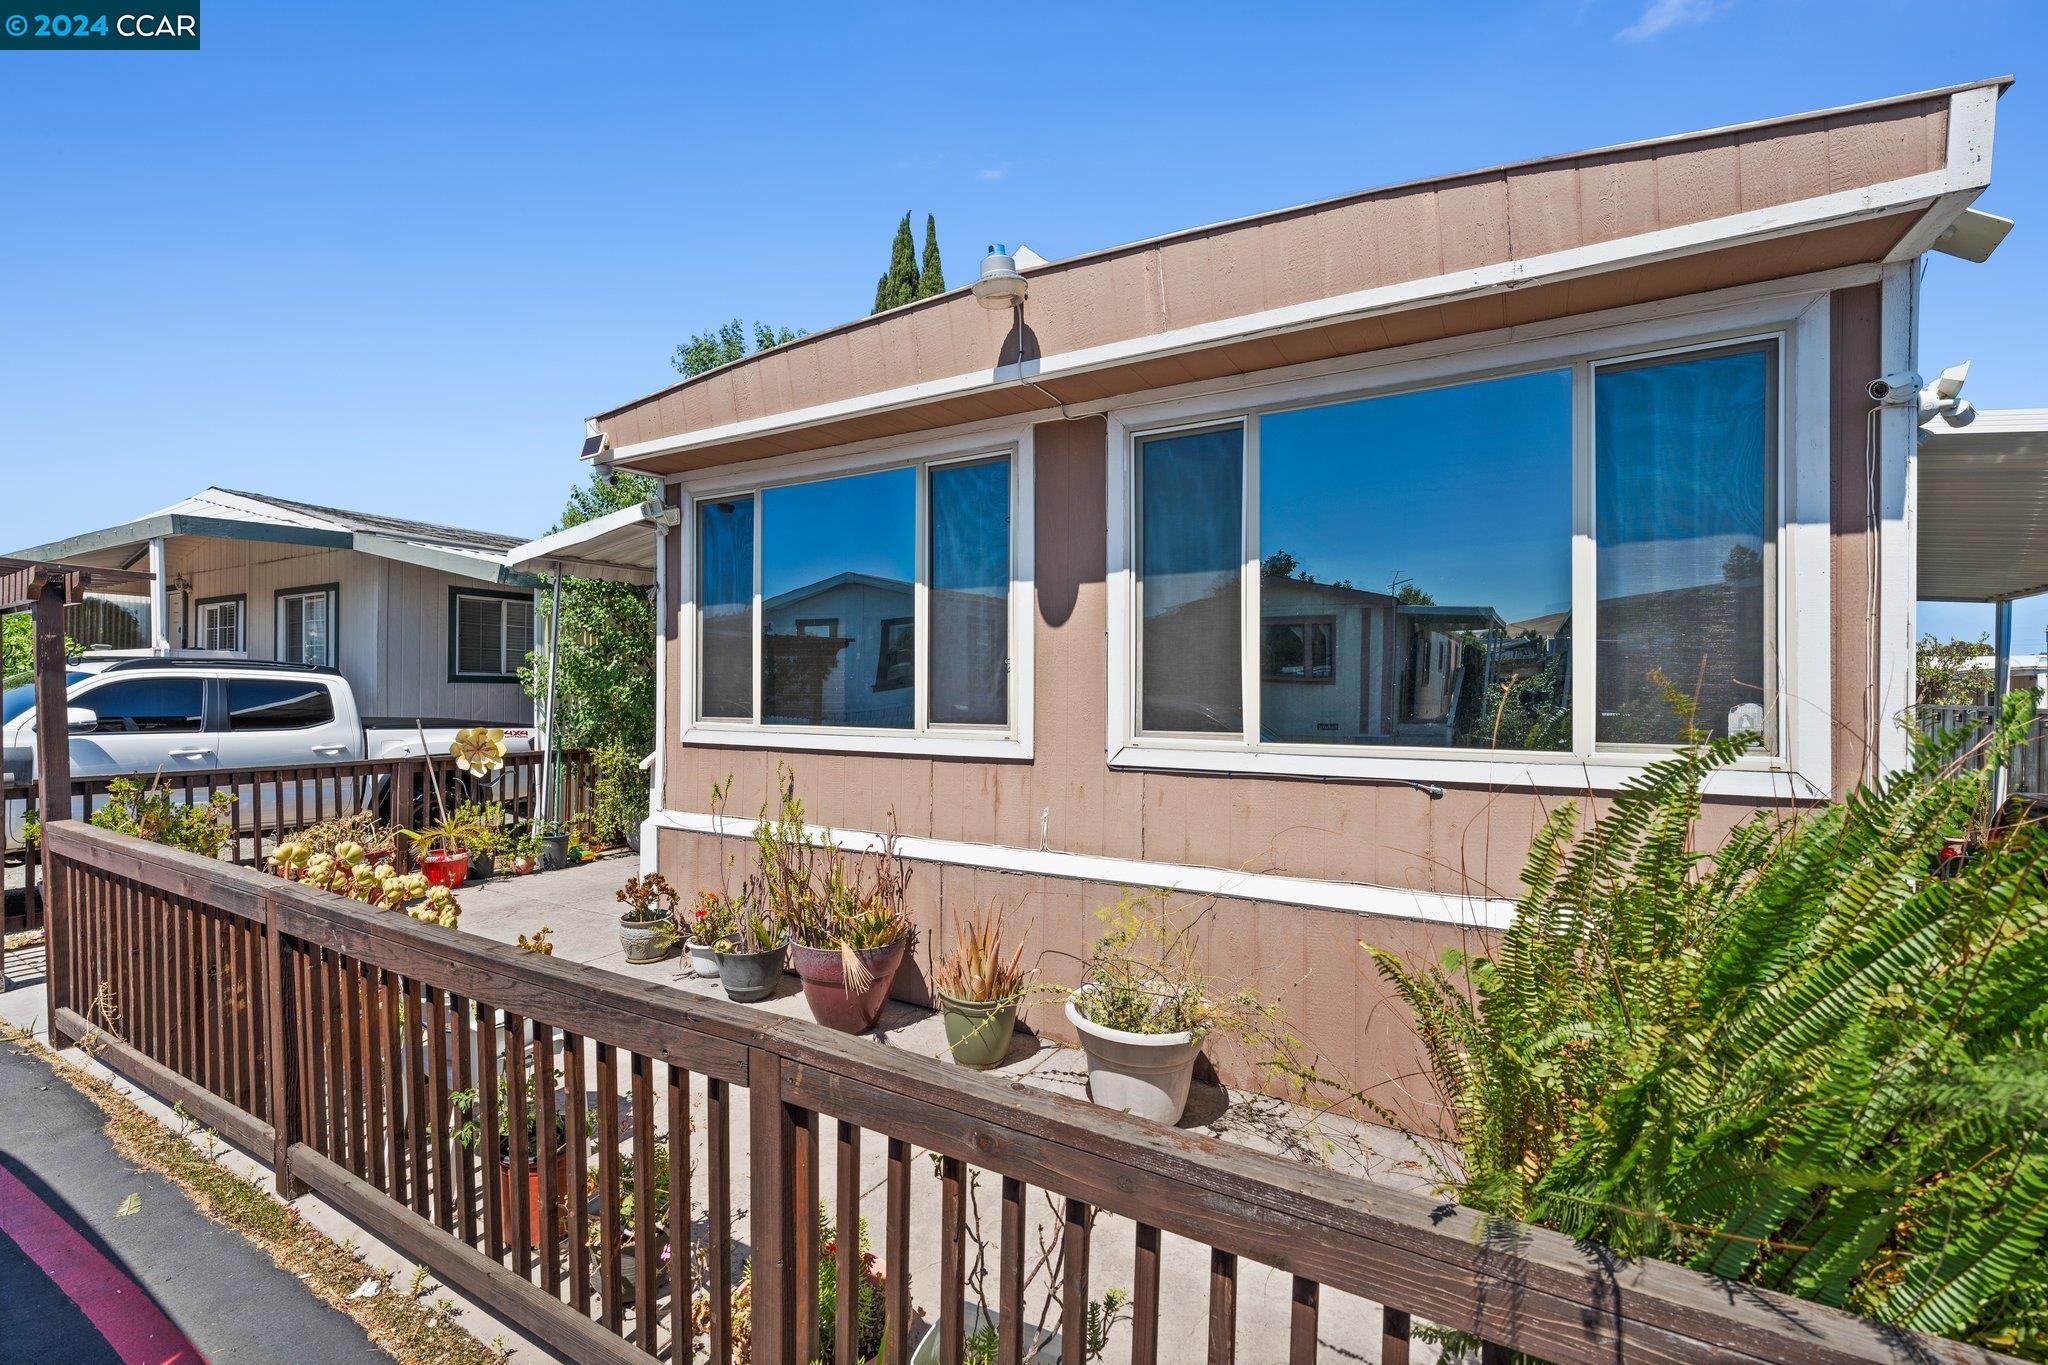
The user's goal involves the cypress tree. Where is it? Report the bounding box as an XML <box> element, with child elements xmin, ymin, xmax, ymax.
<box><xmin>871</xmin><ymin>212</ymin><xmax>921</xmax><ymax>313</ymax></box>
<box><xmin>915</xmin><ymin>214</ymin><xmax>945</xmax><ymax>298</ymax></box>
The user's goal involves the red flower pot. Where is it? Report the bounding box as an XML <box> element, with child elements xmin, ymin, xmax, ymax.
<box><xmin>421</xmin><ymin>848</ymin><xmax>470</xmax><ymax>889</ymax></box>
<box><xmin>789</xmin><ymin>936</ymin><xmax>909</xmax><ymax>1034</ymax></box>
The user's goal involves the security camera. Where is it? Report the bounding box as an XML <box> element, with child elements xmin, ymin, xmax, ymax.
<box><xmin>1869</xmin><ymin>371</ymin><xmax>1924</xmax><ymax>403</ymax></box>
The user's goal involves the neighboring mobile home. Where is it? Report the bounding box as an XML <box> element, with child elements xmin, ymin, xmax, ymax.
<box><xmin>7</xmin><ymin>488</ymin><xmax>540</xmax><ymax>725</ymax></box>
<box><xmin>573</xmin><ymin>80</ymin><xmax>2011</xmax><ymax>1111</ymax></box>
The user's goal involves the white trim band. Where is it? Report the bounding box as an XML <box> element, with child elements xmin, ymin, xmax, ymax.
<box><xmin>651</xmin><ymin>808</ymin><xmax>1518</xmax><ymax>931</ymax></box>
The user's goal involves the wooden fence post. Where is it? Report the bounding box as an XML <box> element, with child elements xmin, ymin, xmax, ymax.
<box><xmin>747</xmin><ymin>1047</ymin><xmax>798</xmax><ymax>1365</ymax></box>
<box><xmin>34</xmin><ymin>577</ymin><xmax>74</xmax><ymax>1040</ymax></box>
<box><xmin>263</xmin><ymin>890</ymin><xmax>304</xmax><ymax>1199</ymax></box>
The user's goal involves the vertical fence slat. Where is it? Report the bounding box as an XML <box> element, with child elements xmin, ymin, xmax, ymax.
<box><xmin>452</xmin><ymin>994</ymin><xmax>479</xmax><ymax>1249</ymax></box>
<box><xmin>339</xmin><ymin>953</ymin><xmax>364</xmax><ymax>1177</ymax></box>
<box><xmin>1131</xmin><ymin>1221</ymin><xmax>1161</xmax><ymax>1365</ymax></box>
<box><xmin>998</xmin><ymin>1177</ymin><xmax>1024</xmax><ymax>1365</ymax></box>
<box><xmin>631</xmin><ymin>1050</ymin><xmax>656</xmax><ymax>1353</ymax></box>
<box><xmin>708</xmin><ymin>1076</ymin><xmax>733</xmax><ymax>1365</ymax></box>
<box><xmin>793</xmin><ymin>1105</ymin><xmax>819</xmax><ymax>1361</ymax></box>
<box><xmin>478</xmin><ymin>1006</ymin><xmax>505</xmax><ymax>1262</ymax></box>
<box><xmin>747</xmin><ymin>1051</ymin><xmax>796</xmax><ymax>1365</ymax></box>
<box><xmin>1381</xmin><ymin>1306</ymin><xmax>1411</xmax><ymax>1365</ymax></box>
<box><xmin>365</xmin><ymin>964</ymin><xmax>388</xmax><ymax>1195</ymax></box>
<box><xmin>940</xmin><ymin>1154</ymin><xmax>965</xmax><ymax>1365</ymax></box>
<box><xmin>835</xmin><ymin>1121</ymin><xmax>862</xmax><ymax>1365</ymax></box>
<box><xmin>1208</xmin><ymin>1249</ymin><xmax>1237</xmax><ymax>1365</ymax></box>
<box><xmin>382</xmin><ymin>968</ymin><xmax>408</xmax><ymax>1206</ymax></box>
<box><xmin>1060</xmin><ymin>1199</ymin><xmax>1090</xmax><ymax>1365</ymax></box>
<box><xmin>429</xmin><ymin>990</ymin><xmax>454</xmax><ymax>1233</ymax></box>
<box><xmin>885</xmin><ymin>1134</ymin><xmax>909</xmax><ymax>1365</ymax></box>
<box><xmin>535</xmin><ymin>1024</ymin><xmax>562</xmax><ymax>1298</ymax></box>
<box><xmin>668</xmin><ymin>1063</ymin><xmax>690</xmax><ymax>1364</ymax></box>
<box><xmin>1289</xmin><ymin>1278</ymin><xmax>1319</xmax><ymax>1365</ymax></box>
<box><xmin>564</xmin><ymin>1031</ymin><xmax>590</xmax><ymax>1313</ymax></box>
<box><xmin>407</xmin><ymin>977</ymin><xmax>431</xmax><ymax>1219</ymax></box>
<box><xmin>507</xmin><ymin>1013</ymin><xmax>535</xmax><ymax>1282</ymax></box>
<box><xmin>596</xmin><ymin>1041</ymin><xmax>621</xmax><ymax>1331</ymax></box>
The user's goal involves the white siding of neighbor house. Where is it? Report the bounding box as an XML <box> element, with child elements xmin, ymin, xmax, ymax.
<box><xmin>162</xmin><ymin>536</ymin><xmax>535</xmax><ymax>726</ymax></box>
<box><xmin>376</xmin><ymin>556</ymin><xmax>537</xmax><ymax>724</ymax></box>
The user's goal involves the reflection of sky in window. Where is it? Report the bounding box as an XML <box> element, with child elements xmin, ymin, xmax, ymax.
<box><xmin>761</xmin><ymin>467</ymin><xmax>916</xmax><ymax>600</ymax></box>
<box><xmin>1596</xmin><ymin>347</ymin><xmax>1768</xmax><ymax>599</ymax></box>
<box><xmin>1258</xmin><ymin>370</ymin><xmax>1572</xmax><ymax>623</ymax></box>
<box><xmin>930</xmin><ymin>458</ymin><xmax>1008</xmax><ymax>596</ymax></box>
<box><xmin>1140</xmin><ymin>427</ymin><xmax>1242</xmax><ymax>612</ymax></box>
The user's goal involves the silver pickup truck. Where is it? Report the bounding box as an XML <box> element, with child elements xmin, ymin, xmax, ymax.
<box><xmin>3</xmin><ymin>656</ymin><xmax>535</xmax><ymax>840</ymax></box>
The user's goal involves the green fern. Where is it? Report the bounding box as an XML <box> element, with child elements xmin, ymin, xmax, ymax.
<box><xmin>1373</xmin><ymin>692</ymin><xmax>2048</xmax><ymax>1359</ymax></box>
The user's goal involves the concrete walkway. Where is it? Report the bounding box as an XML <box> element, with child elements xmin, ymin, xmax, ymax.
<box><xmin>0</xmin><ymin>1023</ymin><xmax>385</xmax><ymax>1363</ymax></box>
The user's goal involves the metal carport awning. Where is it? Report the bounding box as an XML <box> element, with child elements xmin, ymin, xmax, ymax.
<box><xmin>501</xmin><ymin>498</ymin><xmax>674</xmax><ymax>587</ymax></box>
<box><xmin>1919</xmin><ymin>410</ymin><xmax>2048</xmax><ymax>605</ymax></box>
<box><xmin>500</xmin><ymin>498</ymin><xmax>676</xmax><ymax>831</ymax></box>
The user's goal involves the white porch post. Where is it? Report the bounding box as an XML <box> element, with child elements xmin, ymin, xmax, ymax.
<box><xmin>147</xmin><ymin>536</ymin><xmax>169</xmax><ymax>654</ymax></box>
<box><xmin>1993</xmin><ymin>596</ymin><xmax>2014</xmax><ymax>810</ymax></box>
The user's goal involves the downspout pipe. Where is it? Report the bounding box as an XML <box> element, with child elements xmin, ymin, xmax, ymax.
<box><xmin>539</xmin><ymin>563</ymin><xmax>564</xmax><ymax>827</ymax></box>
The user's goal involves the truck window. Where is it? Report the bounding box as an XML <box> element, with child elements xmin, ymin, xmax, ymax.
<box><xmin>75</xmin><ymin>678</ymin><xmax>205</xmax><ymax>733</ymax></box>
<box><xmin>227</xmin><ymin>678</ymin><xmax>336</xmax><ymax>731</ymax></box>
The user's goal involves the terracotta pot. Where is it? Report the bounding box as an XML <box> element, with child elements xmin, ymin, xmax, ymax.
<box><xmin>421</xmin><ymin>848</ymin><xmax>469</xmax><ymax>889</ymax></box>
<box><xmin>789</xmin><ymin>935</ymin><xmax>909</xmax><ymax>1034</ymax></box>
<box><xmin>497</xmin><ymin>1143</ymin><xmax>572</xmax><ymax>1250</ymax></box>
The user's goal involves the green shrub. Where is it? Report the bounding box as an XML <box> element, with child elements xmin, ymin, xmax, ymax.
<box><xmin>588</xmin><ymin>737</ymin><xmax>647</xmax><ymax>844</ymax></box>
<box><xmin>1370</xmin><ymin>692</ymin><xmax>2048</xmax><ymax>1357</ymax></box>
<box><xmin>88</xmin><ymin>777</ymin><xmax>235</xmax><ymax>859</ymax></box>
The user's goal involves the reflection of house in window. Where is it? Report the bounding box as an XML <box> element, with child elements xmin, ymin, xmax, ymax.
<box><xmin>761</xmin><ymin>572</ymin><xmax>912</xmax><ymax>727</ymax></box>
<box><xmin>1261</xmin><ymin>617</ymin><xmax>1336</xmax><ymax>682</ymax></box>
<box><xmin>874</xmin><ymin>618</ymin><xmax>913</xmax><ymax>692</ymax></box>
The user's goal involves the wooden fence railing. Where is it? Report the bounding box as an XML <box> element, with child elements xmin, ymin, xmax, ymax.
<box><xmin>37</xmin><ymin>821</ymin><xmax>2015</xmax><ymax>1364</ymax></box>
<box><xmin>4</xmin><ymin>747</ymin><xmax>593</xmax><ymax>935</ymax></box>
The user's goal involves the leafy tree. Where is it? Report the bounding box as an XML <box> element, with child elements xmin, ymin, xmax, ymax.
<box><xmin>1364</xmin><ymin>695</ymin><xmax>2048</xmax><ymax>1356</ymax></box>
<box><xmin>915</xmin><ymin>214</ymin><xmax>945</xmax><ymax>299</ymax></box>
<box><xmin>872</xmin><ymin>211</ymin><xmax>922</xmax><ymax>313</ymax></box>
<box><xmin>673</xmin><ymin>318</ymin><xmax>801</xmax><ymax>377</ymax></box>
<box><xmin>1</xmin><ymin>613</ymin><xmax>78</xmax><ymax>685</ymax></box>
<box><xmin>1394</xmin><ymin>583</ymin><xmax>1436</xmax><ymax>606</ymax></box>
<box><xmin>1919</xmin><ymin>633</ymin><xmax>1993</xmax><ymax>707</ymax></box>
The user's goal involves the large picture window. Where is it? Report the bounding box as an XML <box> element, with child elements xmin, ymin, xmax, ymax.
<box><xmin>693</xmin><ymin>449</ymin><xmax>1017</xmax><ymax>736</ymax></box>
<box><xmin>1125</xmin><ymin>333</ymin><xmax>1782</xmax><ymax>765</ymax></box>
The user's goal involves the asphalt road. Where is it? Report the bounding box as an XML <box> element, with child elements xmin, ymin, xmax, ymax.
<box><xmin>0</xmin><ymin>1033</ymin><xmax>387</xmax><ymax>1363</ymax></box>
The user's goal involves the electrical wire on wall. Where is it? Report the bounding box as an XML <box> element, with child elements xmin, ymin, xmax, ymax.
<box><xmin>1865</xmin><ymin>401</ymin><xmax>1883</xmax><ymax>783</ymax></box>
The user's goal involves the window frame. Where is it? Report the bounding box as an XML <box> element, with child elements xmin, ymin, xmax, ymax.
<box><xmin>677</xmin><ymin>425</ymin><xmax>1035</xmax><ymax>761</ymax></box>
<box><xmin>447</xmin><ymin>586</ymin><xmax>536</xmax><ymax>683</ymax></box>
<box><xmin>193</xmin><ymin>593</ymin><xmax>245</xmax><ymax>655</ymax></box>
<box><xmin>273</xmin><ymin>583</ymin><xmax>339</xmax><ymax>668</ymax></box>
<box><xmin>1105</xmin><ymin>291</ymin><xmax>1832</xmax><ymax>798</ymax></box>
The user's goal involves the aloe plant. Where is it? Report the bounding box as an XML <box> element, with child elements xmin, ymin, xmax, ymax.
<box><xmin>1369</xmin><ymin>692</ymin><xmax>2048</xmax><ymax>1357</ymax></box>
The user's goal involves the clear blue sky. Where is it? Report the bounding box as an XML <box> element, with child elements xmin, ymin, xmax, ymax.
<box><xmin>2</xmin><ymin>2</ymin><xmax>2042</xmax><ymax>641</ymax></box>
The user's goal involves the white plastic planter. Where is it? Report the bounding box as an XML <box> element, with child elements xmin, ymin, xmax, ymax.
<box><xmin>686</xmin><ymin>942</ymin><xmax>721</xmax><ymax>978</ymax></box>
<box><xmin>1065</xmin><ymin>992</ymin><xmax>1199</xmax><ymax>1125</ymax></box>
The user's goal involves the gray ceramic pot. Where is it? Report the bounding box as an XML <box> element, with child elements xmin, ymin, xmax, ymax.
<box><xmin>716</xmin><ymin>941</ymin><xmax>787</xmax><ymax>1002</ymax></box>
<box><xmin>619</xmin><ymin>914</ymin><xmax>674</xmax><ymax>964</ymax></box>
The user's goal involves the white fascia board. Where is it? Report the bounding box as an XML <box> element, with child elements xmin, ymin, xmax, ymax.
<box><xmin>612</xmin><ymin>96</ymin><xmax>1992</xmax><ymax>471</ymax></box>
<box><xmin>502</xmin><ymin>499</ymin><xmax>668</xmax><ymax>582</ymax></box>
<box><xmin>652</xmin><ymin>808</ymin><xmax>1518</xmax><ymax>931</ymax></box>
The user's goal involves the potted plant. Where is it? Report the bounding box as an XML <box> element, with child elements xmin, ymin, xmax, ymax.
<box><xmin>534</xmin><ymin>819</ymin><xmax>570</xmax><ymax>871</ymax></box>
<box><xmin>1063</xmin><ymin>894</ymin><xmax>1292</xmax><ymax>1125</ymax></box>
<box><xmin>755</xmin><ymin>770</ymin><xmax>915</xmax><ymax>1033</ymax></box>
<box><xmin>615</xmin><ymin>873</ymin><xmax>681</xmax><ymax>964</ymax></box>
<box><xmin>686</xmin><ymin>891</ymin><xmax>732</xmax><ymax>978</ymax></box>
<box><xmin>931</xmin><ymin>908</ymin><xmax>1030</xmax><ymax>1070</ymax></box>
<box><xmin>590</xmin><ymin>1137</ymin><xmax>682</xmax><ymax>1305</ymax></box>
<box><xmin>690</xmin><ymin>1204</ymin><xmax>890</xmax><ymax>1363</ymax></box>
<box><xmin>404</xmin><ymin>814</ymin><xmax>488</xmax><ymax>889</ymax></box>
<box><xmin>452</xmin><ymin>798</ymin><xmax>510</xmax><ymax>879</ymax></box>
<box><xmin>453</xmin><ymin>1070</ymin><xmax>570</xmax><ymax>1252</ymax></box>
<box><xmin>507</xmin><ymin>827</ymin><xmax>541</xmax><ymax>876</ymax></box>
<box><xmin>714</xmin><ymin>902</ymin><xmax>787</xmax><ymax>1003</ymax></box>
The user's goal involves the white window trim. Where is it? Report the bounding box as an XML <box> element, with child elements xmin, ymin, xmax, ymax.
<box><xmin>275</xmin><ymin>586</ymin><xmax>337</xmax><ymax>667</ymax></box>
<box><xmin>676</xmin><ymin>424</ymin><xmax>1035</xmax><ymax>761</ymax></box>
<box><xmin>195</xmin><ymin>598</ymin><xmax>245</xmax><ymax>655</ymax></box>
<box><xmin>1105</xmin><ymin>291</ymin><xmax>1834</xmax><ymax>799</ymax></box>
<box><xmin>452</xmin><ymin>591</ymin><xmax>531</xmax><ymax>681</ymax></box>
